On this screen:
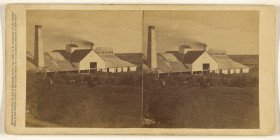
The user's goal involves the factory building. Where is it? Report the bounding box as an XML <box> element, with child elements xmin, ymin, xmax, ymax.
<box><xmin>145</xmin><ymin>25</ymin><xmax>250</xmax><ymax>74</ymax></box>
<box><xmin>27</xmin><ymin>24</ymin><xmax>250</xmax><ymax>75</ymax></box>
<box><xmin>27</xmin><ymin>25</ymin><xmax>138</xmax><ymax>74</ymax></box>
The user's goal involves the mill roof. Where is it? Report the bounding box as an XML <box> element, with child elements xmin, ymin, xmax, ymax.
<box><xmin>115</xmin><ymin>53</ymin><xmax>143</xmax><ymax>67</ymax></box>
<box><xmin>165</xmin><ymin>51</ymin><xmax>184</xmax><ymax>61</ymax></box>
<box><xmin>182</xmin><ymin>51</ymin><xmax>205</xmax><ymax>64</ymax></box>
<box><xmin>27</xmin><ymin>61</ymin><xmax>40</xmax><ymax>72</ymax></box>
<box><xmin>157</xmin><ymin>53</ymin><xmax>190</xmax><ymax>73</ymax></box>
<box><xmin>212</xmin><ymin>55</ymin><xmax>249</xmax><ymax>69</ymax></box>
<box><xmin>44</xmin><ymin>52</ymin><xmax>77</xmax><ymax>72</ymax></box>
<box><xmin>69</xmin><ymin>49</ymin><xmax>93</xmax><ymax>63</ymax></box>
<box><xmin>99</xmin><ymin>54</ymin><xmax>136</xmax><ymax>68</ymax></box>
<box><xmin>143</xmin><ymin>53</ymin><xmax>188</xmax><ymax>73</ymax></box>
<box><xmin>53</xmin><ymin>50</ymin><xmax>71</xmax><ymax>60</ymax></box>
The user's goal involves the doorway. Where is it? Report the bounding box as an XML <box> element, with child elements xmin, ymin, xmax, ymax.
<box><xmin>90</xmin><ymin>62</ymin><xmax>97</xmax><ymax>74</ymax></box>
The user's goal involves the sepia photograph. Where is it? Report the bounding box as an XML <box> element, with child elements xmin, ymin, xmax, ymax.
<box><xmin>142</xmin><ymin>11</ymin><xmax>259</xmax><ymax>128</ymax></box>
<box><xmin>26</xmin><ymin>10</ymin><xmax>143</xmax><ymax>128</ymax></box>
<box><xmin>26</xmin><ymin>10</ymin><xmax>260</xmax><ymax>129</ymax></box>
<box><xmin>4</xmin><ymin>4</ymin><xmax>276</xmax><ymax>135</ymax></box>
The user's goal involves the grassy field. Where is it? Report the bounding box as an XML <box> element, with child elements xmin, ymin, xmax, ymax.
<box><xmin>26</xmin><ymin>69</ymin><xmax>259</xmax><ymax>128</ymax></box>
<box><xmin>143</xmin><ymin>85</ymin><xmax>259</xmax><ymax>128</ymax></box>
<box><xmin>26</xmin><ymin>84</ymin><xmax>142</xmax><ymax>128</ymax></box>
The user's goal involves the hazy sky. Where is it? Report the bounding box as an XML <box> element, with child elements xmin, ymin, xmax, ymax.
<box><xmin>143</xmin><ymin>10</ymin><xmax>259</xmax><ymax>55</ymax></box>
<box><xmin>27</xmin><ymin>10</ymin><xmax>143</xmax><ymax>53</ymax></box>
<box><xmin>27</xmin><ymin>10</ymin><xmax>259</xmax><ymax>55</ymax></box>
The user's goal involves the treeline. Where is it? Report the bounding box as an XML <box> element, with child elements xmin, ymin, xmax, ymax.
<box><xmin>143</xmin><ymin>73</ymin><xmax>258</xmax><ymax>89</ymax></box>
<box><xmin>27</xmin><ymin>72</ymin><xmax>258</xmax><ymax>89</ymax></box>
<box><xmin>27</xmin><ymin>71</ymin><xmax>142</xmax><ymax>87</ymax></box>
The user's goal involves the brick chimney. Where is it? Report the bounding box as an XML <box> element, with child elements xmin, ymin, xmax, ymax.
<box><xmin>34</xmin><ymin>25</ymin><xmax>44</xmax><ymax>68</ymax></box>
<box><xmin>147</xmin><ymin>26</ymin><xmax>157</xmax><ymax>69</ymax></box>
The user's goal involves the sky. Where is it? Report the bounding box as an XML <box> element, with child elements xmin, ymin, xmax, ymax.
<box><xmin>143</xmin><ymin>10</ymin><xmax>259</xmax><ymax>55</ymax></box>
<box><xmin>26</xmin><ymin>10</ymin><xmax>143</xmax><ymax>53</ymax></box>
<box><xmin>27</xmin><ymin>10</ymin><xmax>259</xmax><ymax>55</ymax></box>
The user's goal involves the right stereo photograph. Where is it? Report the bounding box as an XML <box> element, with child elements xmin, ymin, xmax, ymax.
<box><xmin>142</xmin><ymin>10</ymin><xmax>259</xmax><ymax>129</ymax></box>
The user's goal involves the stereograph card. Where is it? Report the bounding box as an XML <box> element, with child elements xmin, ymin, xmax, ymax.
<box><xmin>4</xmin><ymin>4</ymin><xmax>276</xmax><ymax>135</ymax></box>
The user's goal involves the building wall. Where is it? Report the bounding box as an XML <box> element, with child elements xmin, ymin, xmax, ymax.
<box><xmin>215</xmin><ymin>70</ymin><xmax>220</xmax><ymax>74</ymax></box>
<box><xmin>117</xmin><ymin>68</ymin><xmax>122</xmax><ymax>73</ymax></box>
<box><xmin>109</xmin><ymin>68</ymin><xmax>116</xmax><ymax>73</ymax></box>
<box><xmin>242</xmin><ymin>68</ymin><xmax>250</xmax><ymax>73</ymax></box>
<box><xmin>230</xmin><ymin>69</ymin><xmax>235</xmax><ymax>74</ymax></box>
<box><xmin>78</xmin><ymin>50</ymin><xmax>105</xmax><ymax>71</ymax></box>
<box><xmin>236</xmin><ymin>69</ymin><xmax>241</xmax><ymax>74</ymax></box>
<box><xmin>222</xmin><ymin>69</ymin><xmax>229</xmax><ymax>74</ymax></box>
<box><xmin>192</xmin><ymin>52</ymin><xmax>218</xmax><ymax>72</ymax></box>
<box><xmin>129</xmin><ymin>66</ymin><xmax>137</xmax><ymax>72</ymax></box>
<box><xmin>123</xmin><ymin>67</ymin><xmax>128</xmax><ymax>72</ymax></box>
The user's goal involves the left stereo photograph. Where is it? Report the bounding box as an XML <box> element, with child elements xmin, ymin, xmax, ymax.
<box><xmin>25</xmin><ymin>10</ymin><xmax>144</xmax><ymax>128</ymax></box>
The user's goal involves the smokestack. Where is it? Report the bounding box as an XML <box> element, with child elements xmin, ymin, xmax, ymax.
<box><xmin>34</xmin><ymin>25</ymin><xmax>45</xmax><ymax>68</ymax></box>
<box><xmin>147</xmin><ymin>26</ymin><xmax>157</xmax><ymax>69</ymax></box>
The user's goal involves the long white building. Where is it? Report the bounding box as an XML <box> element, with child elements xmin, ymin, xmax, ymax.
<box><xmin>145</xmin><ymin>25</ymin><xmax>250</xmax><ymax>74</ymax></box>
<box><xmin>27</xmin><ymin>25</ymin><xmax>138</xmax><ymax>74</ymax></box>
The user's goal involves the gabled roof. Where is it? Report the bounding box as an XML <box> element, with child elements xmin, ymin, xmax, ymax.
<box><xmin>26</xmin><ymin>51</ymin><xmax>40</xmax><ymax>72</ymax></box>
<box><xmin>26</xmin><ymin>51</ymin><xmax>34</xmax><ymax>60</ymax></box>
<box><xmin>182</xmin><ymin>51</ymin><xmax>205</xmax><ymax>64</ymax></box>
<box><xmin>27</xmin><ymin>61</ymin><xmax>40</xmax><ymax>72</ymax></box>
<box><xmin>70</xmin><ymin>49</ymin><xmax>93</xmax><ymax>63</ymax></box>
<box><xmin>99</xmin><ymin>54</ymin><xmax>136</xmax><ymax>68</ymax></box>
<box><xmin>115</xmin><ymin>53</ymin><xmax>143</xmax><ymax>66</ymax></box>
<box><xmin>157</xmin><ymin>53</ymin><xmax>190</xmax><ymax>73</ymax></box>
<box><xmin>53</xmin><ymin>50</ymin><xmax>71</xmax><ymax>60</ymax></box>
<box><xmin>165</xmin><ymin>51</ymin><xmax>184</xmax><ymax>62</ymax></box>
<box><xmin>211</xmin><ymin>55</ymin><xmax>249</xmax><ymax>69</ymax></box>
<box><xmin>44</xmin><ymin>52</ymin><xmax>77</xmax><ymax>72</ymax></box>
